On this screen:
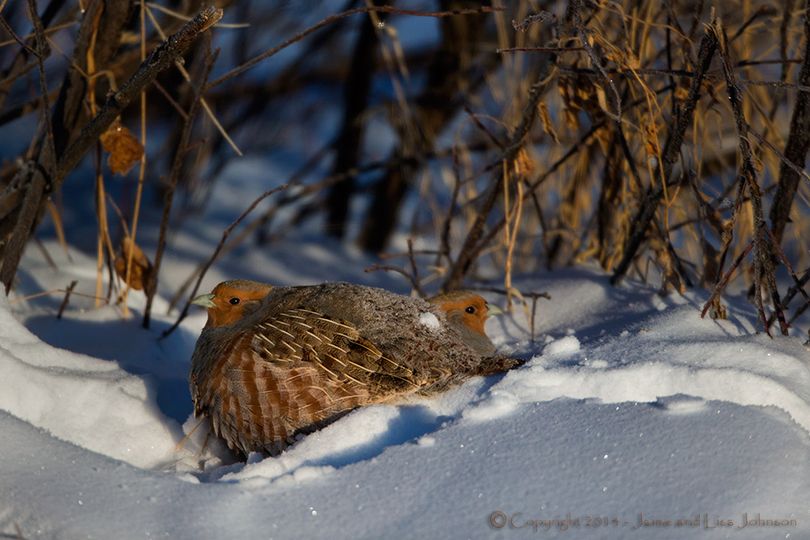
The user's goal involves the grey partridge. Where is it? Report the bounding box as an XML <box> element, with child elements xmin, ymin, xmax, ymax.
<box><xmin>428</xmin><ymin>290</ymin><xmax>501</xmax><ymax>356</ymax></box>
<box><xmin>189</xmin><ymin>280</ymin><xmax>519</xmax><ymax>456</ymax></box>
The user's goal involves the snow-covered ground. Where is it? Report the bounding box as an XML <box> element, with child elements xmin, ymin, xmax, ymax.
<box><xmin>0</xmin><ymin>137</ymin><xmax>805</xmax><ymax>539</ymax></box>
<box><xmin>1</xmin><ymin>233</ymin><xmax>808</xmax><ymax>539</ymax></box>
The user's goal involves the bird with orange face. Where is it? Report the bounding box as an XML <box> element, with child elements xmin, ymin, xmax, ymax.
<box><xmin>428</xmin><ymin>290</ymin><xmax>502</xmax><ymax>356</ymax></box>
<box><xmin>189</xmin><ymin>280</ymin><xmax>517</xmax><ymax>456</ymax></box>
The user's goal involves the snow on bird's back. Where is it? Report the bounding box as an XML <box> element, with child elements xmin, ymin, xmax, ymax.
<box><xmin>419</xmin><ymin>312</ymin><xmax>441</xmax><ymax>332</ymax></box>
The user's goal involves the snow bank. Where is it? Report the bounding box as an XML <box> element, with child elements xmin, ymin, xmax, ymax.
<box><xmin>484</xmin><ymin>304</ymin><xmax>810</xmax><ymax>434</ymax></box>
<box><xmin>0</xmin><ymin>253</ymin><xmax>808</xmax><ymax>539</ymax></box>
<box><xmin>0</xmin><ymin>295</ymin><xmax>183</xmax><ymax>469</ymax></box>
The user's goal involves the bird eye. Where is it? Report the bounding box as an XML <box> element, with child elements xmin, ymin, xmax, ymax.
<box><xmin>465</xmin><ymin>306</ymin><xmax>476</xmax><ymax>314</ymax></box>
<box><xmin>229</xmin><ymin>297</ymin><xmax>240</xmax><ymax>305</ymax></box>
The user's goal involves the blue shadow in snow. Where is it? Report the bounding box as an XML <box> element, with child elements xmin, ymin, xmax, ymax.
<box><xmin>211</xmin><ymin>370</ymin><xmax>514</xmax><ymax>482</ymax></box>
<box><xmin>22</xmin><ymin>314</ymin><xmax>196</xmax><ymax>426</ymax></box>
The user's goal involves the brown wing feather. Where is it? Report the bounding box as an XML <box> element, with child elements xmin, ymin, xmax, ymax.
<box><xmin>254</xmin><ymin>309</ymin><xmax>423</xmax><ymax>390</ymax></box>
<box><xmin>195</xmin><ymin>309</ymin><xmax>424</xmax><ymax>455</ymax></box>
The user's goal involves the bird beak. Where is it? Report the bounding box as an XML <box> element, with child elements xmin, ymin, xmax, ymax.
<box><xmin>191</xmin><ymin>293</ymin><xmax>216</xmax><ymax>308</ymax></box>
<box><xmin>487</xmin><ymin>304</ymin><xmax>503</xmax><ymax>317</ymax></box>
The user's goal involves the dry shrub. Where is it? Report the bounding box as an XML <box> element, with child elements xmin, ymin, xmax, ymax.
<box><xmin>0</xmin><ymin>1</ymin><xmax>808</xmax><ymax>338</ymax></box>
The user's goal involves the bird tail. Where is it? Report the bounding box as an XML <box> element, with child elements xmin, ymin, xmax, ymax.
<box><xmin>472</xmin><ymin>354</ymin><xmax>525</xmax><ymax>377</ymax></box>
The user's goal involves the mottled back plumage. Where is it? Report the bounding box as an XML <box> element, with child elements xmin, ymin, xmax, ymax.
<box><xmin>190</xmin><ymin>282</ymin><xmax>520</xmax><ymax>456</ymax></box>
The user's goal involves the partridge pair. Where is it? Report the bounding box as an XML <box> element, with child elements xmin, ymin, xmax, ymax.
<box><xmin>190</xmin><ymin>280</ymin><xmax>518</xmax><ymax>456</ymax></box>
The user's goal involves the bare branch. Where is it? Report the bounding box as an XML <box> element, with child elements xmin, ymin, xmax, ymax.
<box><xmin>611</xmin><ymin>24</ymin><xmax>718</xmax><ymax>285</ymax></box>
<box><xmin>0</xmin><ymin>6</ymin><xmax>223</xmax><ymax>293</ymax></box>
<box><xmin>770</xmin><ymin>0</ymin><xmax>810</xmax><ymax>244</ymax></box>
<box><xmin>142</xmin><ymin>48</ymin><xmax>218</xmax><ymax>329</ymax></box>
<box><xmin>161</xmin><ymin>184</ymin><xmax>289</xmax><ymax>339</ymax></box>
<box><xmin>208</xmin><ymin>5</ymin><xmax>502</xmax><ymax>88</ymax></box>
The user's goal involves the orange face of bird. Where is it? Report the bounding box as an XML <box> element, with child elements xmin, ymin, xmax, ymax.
<box><xmin>430</xmin><ymin>292</ymin><xmax>501</xmax><ymax>337</ymax></box>
<box><xmin>192</xmin><ymin>280</ymin><xmax>273</xmax><ymax>328</ymax></box>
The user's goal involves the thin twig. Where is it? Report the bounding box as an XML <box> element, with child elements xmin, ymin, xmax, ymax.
<box><xmin>0</xmin><ymin>6</ymin><xmax>223</xmax><ymax>293</ymax></box>
<box><xmin>57</xmin><ymin>279</ymin><xmax>77</xmax><ymax>318</ymax></box>
<box><xmin>748</xmin><ymin>128</ymin><xmax>810</xmax><ymax>184</ymax></box>
<box><xmin>144</xmin><ymin>3</ymin><xmax>242</xmax><ymax>155</ymax></box>
<box><xmin>701</xmin><ymin>241</ymin><xmax>754</xmax><ymax>318</ymax></box>
<box><xmin>611</xmin><ymin>24</ymin><xmax>718</xmax><ymax>285</ymax></box>
<box><xmin>712</xmin><ymin>18</ymin><xmax>787</xmax><ymax>335</ymax></box>
<box><xmin>145</xmin><ymin>2</ymin><xmax>249</xmax><ymax>29</ymax></box>
<box><xmin>0</xmin><ymin>14</ymin><xmax>38</xmax><ymax>56</ymax></box>
<box><xmin>143</xmin><ymin>47</ymin><xmax>218</xmax><ymax>328</ymax></box>
<box><xmin>769</xmin><ymin>0</ymin><xmax>810</xmax><ymax>244</ymax></box>
<box><xmin>55</xmin><ymin>6</ymin><xmax>223</xmax><ymax>181</ymax></box>
<box><xmin>780</xmin><ymin>267</ymin><xmax>810</xmax><ymax>312</ymax></box>
<box><xmin>120</xmin><ymin>0</ymin><xmax>150</xmax><ymax>318</ymax></box>
<box><xmin>0</xmin><ymin>0</ymin><xmax>56</xmax><ymax>294</ymax></box>
<box><xmin>436</xmin><ymin>147</ymin><xmax>464</xmax><ymax>270</ymax></box>
<box><xmin>0</xmin><ymin>19</ymin><xmax>74</xmax><ymax>49</ymax></box>
<box><xmin>728</xmin><ymin>4</ymin><xmax>778</xmax><ymax>43</ymax></box>
<box><xmin>566</xmin><ymin>0</ymin><xmax>622</xmax><ymax>123</ymax></box>
<box><xmin>10</xmin><ymin>287</ymin><xmax>106</xmax><ymax>304</ymax></box>
<box><xmin>208</xmin><ymin>5</ymin><xmax>502</xmax><ymax>88</ymax></box>
<box><xmin>406</xmin><ymin>238</ymin><xmax>424</xmax><ymax>296</ymax></box>
<box><xmin>364</xmin><ymin>263</ymin><xmax>424</xmax><ymax>296</ymax></box>
<box><xmin>497</xmin><ymin>46</ymin><xmax>585</xmax><ymax>53</ymax></box>
<box><xmin>29</xmin><ymin>0</ymin><xmax>56</xmax><ymax>171</ymax></box>
<box><xmin>461</xmin><ymin>121</ymin><xmax>604</xmax><ymax>277</ymax></box>
<box><xmin>472</xmin><ymin>286</ymin><xmax>551</xmax><ymax>300</ymax></box>
<box><xmin>161</xmin><ymin>184</ymin><xmax>288</xmax><ymax>338</ymax></box>
<box><xmin>442</xmin><ymin>53</ymin><xmax>556</xmax><ymax>291</ymax></box>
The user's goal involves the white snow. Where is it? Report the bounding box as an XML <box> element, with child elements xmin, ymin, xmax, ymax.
<box><xmin>3</xmin><ymin>5</ymin><xmax>807</xmax><ymax>536</ymax></box>
<box><xmin>542</xmin><ymin>334</ymin><xmax>581</xmax><ymax>356</ymax></box>
<box><xmin>0</xmin><ymin>293</ymin><xmax>181</xmax><ymax>470</ymax></box>
<box><xmin>1</xmin><ymin>251</ymin><xmax>808</xmax><ymax>539</ymax></box>
<box><xmin>418</xmin><ymin>311</ymin><xmax>441</xmax><ymax>331</ymax></box>
<box><xmin>1</xmin><ymin>160</ymin><xmax>809</xmax><ymax>538</ymax></box>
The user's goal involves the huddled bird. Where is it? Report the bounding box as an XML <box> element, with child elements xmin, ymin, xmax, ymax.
<box><xmin>190</xmin><ymin>280</ymin><xmax>519</xmax><ymax>456</ymax></box>
<box><xmin>428</xmin><ymin>289</ymin><xmax>502</xmax><ymax>356</ymax></box>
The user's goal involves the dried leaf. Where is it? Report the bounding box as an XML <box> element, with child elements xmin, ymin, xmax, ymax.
<box><xmin>537</xmin><ymin>101</ymin><xmax>559</xmax><ymax>144</ymax></box>
<box><xmin>114</xmin><ymin>236</ymin><xmax>153</xmax><ymax>291</ymax></box>
<box><xmin>707</xmin><ymin>296</ymin><xmax>728</xmax><ymax>320</ymax></box>
<box><xmin>623</xmin><ymin>47</ymin><xmax>640</xmax><ymax>70</ymax></box>
<box><xmin>642</xmin><ymin>120</ymin><xmax>661</xmax><ymax>157</ymax></box>
<box><xmin>512</xmin><ymin>147</ymin><xmax>536</xmax><ymax>178</ymax></box>
<box><xmin>558</xmin><ymin>73</ymin><xmax>603</xmax><ymax>128</ymax></box>
<box><xmin>100</xmin><ymin>122</ymin><xmax>144</xmax><ymax>175</ymax></box>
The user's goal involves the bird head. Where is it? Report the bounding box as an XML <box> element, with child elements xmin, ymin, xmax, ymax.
<box><xmin>429</xmin><ymin>291</ymin><xmax>501</xmax><ymax>355</ymax></box>
<box><xmin>192</xmin><ymin>280</ymin><xmax>273</xmax><ymax>328</ymax></box>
